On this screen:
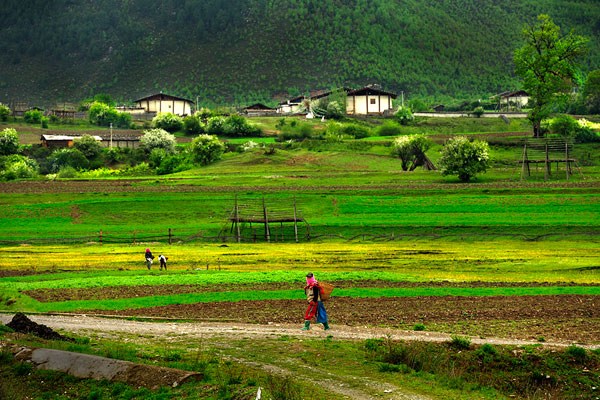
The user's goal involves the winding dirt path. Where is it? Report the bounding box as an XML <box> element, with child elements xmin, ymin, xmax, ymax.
<box><xmin>2</xmin><ymin>313</ymin><xmax>599</xmax><ymax>399</ymax></box>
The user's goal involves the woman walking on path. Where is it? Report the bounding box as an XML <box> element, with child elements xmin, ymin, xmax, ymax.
<box><xmin>301</xmin><ymin>272</ymin><xmax>330</xmax><ymax>331</ymax></box>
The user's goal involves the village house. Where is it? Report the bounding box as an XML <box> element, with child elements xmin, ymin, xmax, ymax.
<box><xmin>494</xmin><ymin>90</ymin><xmax>530</xmax><ymax>111</ymax></box>
<box><xmin>277</xmin><ymin>85</ymin><xmax>397</xmax><ymax>116</ymax></box>
<box><xmin>134</xmin><ymin>92</ymin><xmax>194</xmax><ymax>116</ymax></box>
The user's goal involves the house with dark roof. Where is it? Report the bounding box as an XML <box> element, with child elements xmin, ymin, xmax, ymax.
<box><xmin>134</xmin><ymin>92</ymin><xmax>194</xmax><ymax>116</ymax></box>
<box><xmin>494</xmin><ymin>90</ymin><xmax>529</xmax><ymax>111</ymax></box>
<box><xmin>276</xmin><ymin>84</ymin><xmax>397</xmax><ymax>116</ymax></box>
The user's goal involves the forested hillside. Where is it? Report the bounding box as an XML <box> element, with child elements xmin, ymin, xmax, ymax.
<box><xmin>1</xmin><ymin>0</ymin><xmax>599</xmax><ymax>106</ymax></box>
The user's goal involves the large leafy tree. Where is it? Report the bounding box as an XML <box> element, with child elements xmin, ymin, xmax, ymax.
<box><xmin>583</xmin><ymin>69</ymin><xmax>600</xmax><ymax>114</ymax></box>
<box><xmin>514</xmin><ymin>14</ymin><xmax>588</xmax><ymax>137</ymax></box>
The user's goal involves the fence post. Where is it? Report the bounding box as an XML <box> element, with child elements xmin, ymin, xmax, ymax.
<box><xmin>99</xmin><ymin>230</ymin><xmax>103</xmax><ymax>245</ymax></box>
<box><xmin>168</xmin><ymin>228</ymin><xmax>172</xmax><ymax>245</ymax></box>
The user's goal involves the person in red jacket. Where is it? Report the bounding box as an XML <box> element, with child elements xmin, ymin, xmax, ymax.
<box><xmin>301</xmin><ymin>272</ymin><xmax>330</xmax><ymax>331</ymax></box>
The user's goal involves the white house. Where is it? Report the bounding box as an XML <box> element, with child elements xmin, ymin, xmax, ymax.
<box><xmin>345</xmin><ymin>85</ymin><xmax>397</xmax><ymax>115</ymax></box>
<box><xmin>276</xmin><ymin>85</ymin><xmax>397</xmax><ymax>116</ymax></box>
<box><xmin>134</xmin><ymin>92</ymin><xmax>194</xmax><ymax>116</ymax></box>
<box><xmin>495</xmin><ymin>90</ymin><xmax>529</xmax><ymax>111</ymax></box>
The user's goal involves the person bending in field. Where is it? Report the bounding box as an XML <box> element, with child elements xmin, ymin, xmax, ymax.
<box><xmin>301</xmin><ymin>272</ymin><xmax>330</xmax><ymax>331</ymax></box>
<box><xmin>158</xmin><ymin>254</ymin><xmax>168</xmax><ymax>270</ymax></box>
<box><xmin>145</xmin><ymin>248</ymin><xmax>154</xmax><ymax>270</ymax></box>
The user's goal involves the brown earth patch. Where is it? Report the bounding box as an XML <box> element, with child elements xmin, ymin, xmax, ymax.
<box><xmin>22</xmin><ymin>280</ymin><xmax>598</xmax><ymax>303</ymax></box>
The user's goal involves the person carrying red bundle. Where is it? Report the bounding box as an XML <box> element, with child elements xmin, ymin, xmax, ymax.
<box><xmin>301</xmin><ymin>272</ymin><xmax>330</xmax><ymax>331</ymax></box>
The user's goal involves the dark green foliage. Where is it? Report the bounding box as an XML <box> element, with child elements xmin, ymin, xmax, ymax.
<box><xmin>183</xmin><ymin>115</ymin><xmax>204</xmax><ymax>135</ymax></box>
<box><xmin>24</xmin><ymin>109</ymin><xmax>43</xmax><ymax>124</ymax></box>
<box><xmin>74</xmin><ymin>135</ymin><xmax>103</xmax><ymax>160</ymax></box>
<box><xmin>449</xmin><ymin>335</ymin><xmax>472</xmax><ymax>350</ymax></box>
<box><xmin>276</xmin><ymin>122</ymin><xmax>314</xmax><ymax>141</ymax></box>
<box><xmin>375</xmin><ymin>121</ymin><xmax>403</xmax><ymax>137</ymax></box>
<box><xmin>153</xmin><ymin>112</ymin><xmax>184</xmax><ymax>133</ymax></box>
<box><xmin>1</xmin><ymin>1</ymin><xmax>599</xmax><ymax>104</ymax></box>
<box><xmin>48</xmin><ymin>148</ymin><xmax>90</xmax><ymax>172</ymax></box>
<box><xmin>0</xmin><ymin>104</ymin><xmax>10</xmax><ymax>121</ymax></box>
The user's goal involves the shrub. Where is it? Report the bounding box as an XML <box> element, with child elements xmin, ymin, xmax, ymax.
<box><xmin>439</xmin><ymin>136</ymin><xmax>490</xmax><ymax>182</ymax></box>
<box><xmin>24</xmin><ymin>109</ymin><xmax>43</xmax><ymax>124</ymax></box>
<box><xmin>48</xmin><ymin>148</ymin><xmax>90</xmax><ymax>172</ymax></box>
<box><xmin>206</xmin><ymin>116</ymin><xmax>227</xmax><ymax>135</ymax></box>
<box><xmin>550</xmin><ymin>114</ymin><xmax>579</xmax><ymax>138</ymax></box>
<box><xmin>153</xmin><ymin>112</ymin><xmax>183</xmax><ymax>133</ymax></box>
<box><xmin>391</xmin><ymin>136</ymin><xmax>412</xmax><ymax>170</ymax></box>
<box><xmin>341</xmin><ymin>123</ymin><xmax>370</xmax><ymax>139</ymax></box>
<box><xmin>413</xmin><ymin>323</ymin><xmax>426</xmax><ymax>331</ymax></box>
<box><xmin>88</xmin><ymin>101</ymin><xmax>131</xmax><ymax>128</ymax></box>
<box><xmin>391</xmin><ymin>134</ymin><xmax>433</xmax><ymax>171</ymax></box>
<box><xmin>40</xmin><ymin>116</ymin><xmax>49</xmax><ymax>129</ymax></box>
<box><xmin>222</xmin><ymin>115</ymin><xmax>262</xmax><ymax>137</ymax></box>
<box><xmin>190</xmin><ymin>134</ymin><xmax>225</xmax><ymax>165</ymax></box>
<box><xmin>394</xmin><ymin>107</ymin><xmax>414</xmax><ymax>125</ymax></box>
<box><xmin>183</xmin><ymin>114</ymin><xmax>204</xmax><ymax>135</ymax></box>
<box><xmin>472</xmin><ymin>106</ymin><xmax>485</xmax><ymax>118</ymax></box>
<box><xmin>74</xmin><ymin>135</ymin><xmax>103</xmax><ymax>161</ymax></box>
<box><xmin>449</xmin><ymin>335</ymin><xmax>471</xmax><ymax>350</ymax></box>
<box><xmin>140</xmin><ymin>128</ymin><xmax>177</xmax><ymax>155</ymax></box>
<box><xmin>0</xmin><ymin>154</ymin><xmax>38</xmax><ymax>180</ymax></box>
<box><xmin>565</xmin><ymin>345</ymin><xmax>587</xmax><ymax>363</ymax></box>
<box><xmin>0</xmin><ymin>128</ymin><xmax>19</xmax><ymax>156</ymax></box>
<box><xmin>375</xmin><ymin>121</ymin><xmax>403</xmax><ymax>136</ymax></box>
<box><xmin>276</xmin><ymin>122</ymin><xmax>314</xmax><ymax>141</ymax></box>
<box><xmin>0</xmin><ymin>103</ymin><xmax>10</xmax><ymax>121</ymax></box>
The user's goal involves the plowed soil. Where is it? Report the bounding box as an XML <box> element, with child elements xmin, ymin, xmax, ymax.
<box><xmin>21</xmin><ymin>281</ymin><xmax>599</xmax><ymax>344</ymax></box>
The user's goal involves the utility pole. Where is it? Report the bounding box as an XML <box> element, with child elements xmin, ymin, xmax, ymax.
<box><xmin>109</xmin><ymin>123</ymin><xmax>113</xmax><ymax>148</ymax></box>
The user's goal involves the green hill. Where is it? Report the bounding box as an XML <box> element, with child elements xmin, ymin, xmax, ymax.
<box><xmin>1</xmin><ymin>0</ymin><xmax>599</xmax><ymax>106</ymax></box>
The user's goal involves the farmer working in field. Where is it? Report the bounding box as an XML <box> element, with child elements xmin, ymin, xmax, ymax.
<box><xmin>145</xmin><ymin>248</ymin><xmax>154</xmax><ymax>270</ymax></box>
<box><xmin>158</xmin><ymin>254</ymin><xmax>168</xmax><ymax>270</ymax></box>
<box><xmin>301</xmin><ymin>272</ymin><xmax>330</xmax><ymax>331</ymax></box>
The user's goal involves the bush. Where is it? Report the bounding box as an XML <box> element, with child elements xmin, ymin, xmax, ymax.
<box><xmin>341</xmin><ymin>123</ymin><xmax>370</xmax><ymax>139</ymax></box>
<box><xmin>140</xmin><ymin>128</ymin><xmax>177</xmax><ymax>155</ymax></box>
<box><xmin>206</xmin><ymin>116</ymin><xmax>227</xmax><ymax>135</ymax></box>
<box><xmin>24</xmin><ymin>109</ymin><xmax>43</xmax><ymax>124</ymax></box>
<box><xmin>190</xmin><ymin>134</ymin><xmax>225</xmax><ymax>165</ymax></box>
<box><xmin>74</xmin><ymin>135</ymin><xmax>103</xmax><ymax>161</ymax></box>
<box><xmin>222</xmin><ymin>115</ymin><xmax>262</xmax><ymax>137</ymax></box>
<box><xmin>0</xmin><ymin>128</ymin><xmax>19</xmax><ymax>156</ymax></box>
<box><xmin>439</xmin><ymin>136</ymin><xmax>490</xmax><ymax>182</ymax></box>
<box><xmin>394</xmin><ymin>107</ymin><xmax>414</xmax><ymax>125</ymax></box>
<box><xmin>413</xmin><ymin>323</ymin><xmax>426</xmax><ymax>331</ymax></box>
<box><xmin>449</xmin><ymin>335</ymin><xmax>471</xmax><ymax>350</ymax></box>
<box><xmin>48</xmin><ymin>148</ymin><xmax>90</xmax><ymax>172</ymax></box>
<box><xmin>472</xmin><ymin>106</ymin><xmax>485</xmax><ymax>118</ymax></box>
<box><xmin>152</xmin><ymin>112</ymin><xmax>183</xmax><ymax>133</ymax></box>
<box><xmin>375</xmin><ymin>121</ymin><xmax>403</xmax><ymax>136</ymax></box>
<box><xmin>88</xmin><ymin>101</ymin><xmax>131</xmax><ymax>128</ymax></box>
<box><xmin>183</xmin><ymin>114</ymin><xmax>204</xmax><ymax>135</ymax></box>
<box><xmin>0</xmin><ymin>103</ymin><xmax>10</xmax><ymax>121</ymax></box>
<box><xmin>0</xmin><ymin>154</ymin><xmax>38</xmax><ymax>180</ymax></box>
<box><xmin>276</xmin><ymin>122</ymin><xmax>314</xmax><ymax>141</ymax></box>
<box><xmin>550</xmin><ymin>114</ymin><xmax>578</xmax><ymax>138</ymax></box>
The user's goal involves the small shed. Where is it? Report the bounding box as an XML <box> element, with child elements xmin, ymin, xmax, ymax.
<box><xmin>242</xmin><ymin>103</ymin><xmax>277</xmax><ymax>116</ymax></box>
<box><xmin>432</xmin><ymin>104</ymin><xmax>445</xmax><ymax>112</ymax></box>
<box><xmin>134</xmin><ymin>92</ymin><xmax>194</xmax><ymax>116</ymax></box>
<box><xmin>41</xmin><ymin>135</ymin><xmax>102</xmax><ymax>149</ymax></box>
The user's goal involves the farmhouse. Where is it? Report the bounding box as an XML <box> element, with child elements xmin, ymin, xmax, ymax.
<box><xmin>277</xmin><ymin>85</ymin><xmax>397</xmax><ymax>116</ymax></box>
<box><xmin>277</xmin><ymin>95</ymin><xmax>305</xmax><ymax>114</ymax></box>
<box><xmin>345</xmin><ymin>85</ymin><xmax>397</xmax><ymax>115</ymax></box>
<box><xmin>494</xmin><ymin>90</ymin><xmax>529</xmax><ymax>111</ymax></box>
<box><xmin>134</xmin><ymin>92</ymin><xmax>194</xmax><ymax>116</ymax></box>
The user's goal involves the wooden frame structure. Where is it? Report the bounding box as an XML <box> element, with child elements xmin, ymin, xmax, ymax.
<box><xmin>520</xmin><ymin>137</ymin><xmax>582</xmax><ymax>180</ymax></box>
<box><xmin>224</xmin><ymin>196</ymin><xmax>310</xmax><ymax>243</ymax></box>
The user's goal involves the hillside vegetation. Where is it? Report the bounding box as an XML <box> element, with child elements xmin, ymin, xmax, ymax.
<box><xmin>1</xmin><ymin>0</ymin><xmax>599</xmax><ymax>105</ymax></box>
